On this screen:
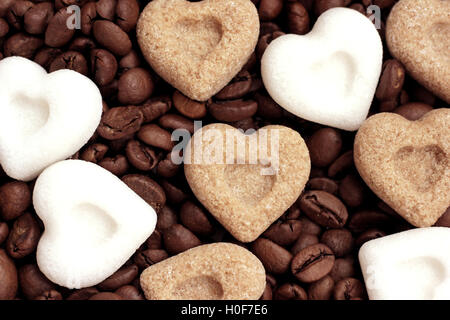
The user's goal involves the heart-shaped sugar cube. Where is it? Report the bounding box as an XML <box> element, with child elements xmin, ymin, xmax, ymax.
<box><xmin>261</xmin><ymin>8</ymin><xmax>383</xmax><ymax>131</ymax></box>
<box><xmin>34</xmin><ymin>160</ymin><xmax>157</xmax><ymax>289</ymax></box>
<box><xmin>359</xmin><ymin>227</ymin><xmax>450</xmax><ymax>300</ymax></box>
<box><xmin>0</xmin><ymin>57</ymin><xmax>102</xmax><ymax>181</ymax></box>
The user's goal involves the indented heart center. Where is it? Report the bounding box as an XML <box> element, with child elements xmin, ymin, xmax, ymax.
<box><xmin>10</xmin><ymin>93</ymin><xmax>50</xmax><ymax>136</ymax></box>
<box><xmin>395</xmin><ymin>256</ymin><xmax>446</xmax><ymax>299</ymax></box>
<box><xmin>309</xmin><ymin>51</ymin><xmax>356</xmax><ymax>98</ymax></box>
<box><xmin>174</xmin><ymin>275</ymin><xmax>224</xmax><ymax>300</ymax></box>
<box><xmin>173</xmin><ymin>17</ymin><xmax>223</xmax><ymax>63</ymax></box>
<box><xmin>394</xmin><ymin>145</ymin><xmax>447</xmax><ymax>191</ymax></box>
<box><xmin>429</xmin><ymin>23</ymin><xmax>450</xmax><ymax>59</ymax></box>
<box><xmin>225</xmin><ymin>164</ymin><xmax>275</xmax><ymax>205</ymax></box>
<box><xmin>70</xmin><ymin>203</ymin><xmax>117</xmax><ymax>244</ymax></box>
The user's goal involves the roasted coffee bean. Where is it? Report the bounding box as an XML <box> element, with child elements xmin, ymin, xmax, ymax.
<box><xmin>259</xmin><ymin>0</ymin><xmax>283</xmax><ymax>21</ymax></box>
<box><xmin>334</xmin><ymin>278</ymin><xmax>365</xmax><ymax>300</ymax></box>
<box><xmin>116</xmin><ymin>0</ymin><xmax>139</xmax><ymax>32</ymax></box>
<box><xmin>327</xmin><ymin>150</ymin><xmax>354</xmax><ymax>178</ymax></box>
<box><xmin>137</xmin><ymin>124</ymin><xmax>174</xmax><ymax>151</ymax></box>
<box><xmin>274</xmin><ymin>283</ymin><xmax>308</xmax><ymax>300</ymax></box>
<box><xmin>254</xmin><ymin>92</ymin><xmax>284</xmax><ymax>119</ymax></box>
<box><xmin>338</xmin><ymin>173</ymin><xmax>366</xmax><ymax>208</ymax></box>
<box><xmin>291</xmin><ymin>244</ymin><xmax>335</xmax><ymax>283</ymax></box>
<box><xmin>320</xmin><ymin>229</ymin><xmax>354</xmax><ymax>257</ymax></box>
<box><xmin>66</xmin><ymin>287</ymin><xmax>99</xmax><ymax>300</ymax></box>
<box><xmin>125</xmin><ymin>139</ymin><xmax>158</xmax><ymax>171</ymax></box>
<box><xmin>299</xmin><ymin>191</ymin><xmax>348</xmax><ymax>228</ymax></box>
<box><xmin>80</xmin><ymin>143</ymin><xmax>109</xmax><ymax>164</ymax></box>
<box><xmin>24</xmin><ymin>2</ymin><xmax>53</xmax><ymax>35</ymax></box>
<box><xmin>97</xmin><ymin>264</ymin><xmax>138</xmax><ymax>291</ymax></box>
<box><xmin>34</xmin><ymin>289</ymin><xmax>63</xmax><ymax>300</ymax></box>
<box><xmin>6</xmin><ymin>0</ymin><xmax>33</xmax><ymax>30</ymax></box>
<box><xmin>307</xmin><ymin>128</ymin><xmax>342</xmax><ymax>167</ymax></box>
<box><xmin>230</xmin><ymin>117</ymin><xmax>257</xmax><ymax>131</ymax></box>
<box><xmin>0</xmin><ymin>181</ymin><xmax>31</xmax><ymax>221</ymax></box>
<box><xmin>156</xmin><ymin>205</ymin><xmax>177</xmax><ymax>231</ymax></box>
<box><xmin>96</xmin><ymin>0</ymin><xmax>116</xmax><ymax>21</ymax></box>
<box><xmin>349</xmin><ymin>3</ymin><xmax>365</xmax><ymax>14</ymax></box>
<box><xmin>146</xmin><ymin>229</ymin><xmax>162</xmax><ymax>249</ymax></box>
<box><xmin>122</xmin><ymin>174</ymin><xmax>166</xmax><ymax>212</ymax></box>
<box><xmin>0</xmin><ymin>222</ymin><xmax>9</xmax><ymax>245</ymax></box>
<box><xmin>97</xmin><ymin>106</ymin><xmax>144</xmax><ymax>140</ymax></box>
<box><xmin>91</xmin><ymin>48</ymin><xmax>118</xmax><ymax>86</ymax></box>
<box><xmin>158</xmin><ymin>114</ymin><xmax>194</xmax><ymax>134</ymax></box>
<box><xmin>161</xmin><ymin>180</ymin><xmax>189</xmax><ymax>205</ymax></box>
<box><xmin>93</xmin><ymin>20</ymin><xmax>132</xmax><ymax>56</ymax></box>
<box><xmin>19</xmin><ymin>264</ymin><xmax>56</xmax><ymax>300</ymax></box>
<box><xmin>0</xmin><ymin>0</ymin><xmax>14</xmax><ymax>18</ymax></box>
<box><xmin>115</xmin><ymin>285</ymin><xmax>144</xmax><ymax>300</ymax></box>
<box><xmin>315</xmin><ymin>0</ymin><xmax>345</xmax><ymax>16</ymax></box>
<box><xmin>4</xmin><ymin>32</ymin><xmax>43</xmax><ymax>58</ymax></box>
<box><xmin>208</xmin><ymin>99</ymin><xmax>258</xmax><ymax>122</ymax></box>
<box><xmin>263</xmin><ymin>219</ymin><xmax>302</xmax><ymax>246</ymax></box>
<box><xmin>69</xmin><ymin>36</ymin><xmax>96</xmax><ymax>53</ymax></box>
<box><xmin>81</xmin><ymin>1</ymin><xmax>96</xmax><ymax>35</ymax></box>
<box><xmin>45</xmin><ymin>8</ymin><xmax>75</xmax><ymax>47</ymax></box>
<box><xmin>287</xmin><ymin>1</ymin><xmax>309</xmax><ymax>34</ymax></box>
<box><xmin>6</xmin><ymin>212</ymin><xmax>41</xmax><ymax>259</ymax></box>
<box><xmin>180</xmin><ymin>201</ymin><xmax>214</xmax><ymax>236</ymax></box>
<box><xmin>49</xmin><ymin>51</ymin><xmax>88</xmax><ymax>75</ymax></box>
<box><xmin>134</xmin><ymin>248</ymin><xmax>168</xmax><ymax>269</ymax></box>
<box><xmin>156</xmin><ymin>153</ymin><xmax>180</xmax><ymax>178</ymax></box>
<box><xmin>34</xmin><ymin>47</ymin><xmax>62</xmax><ymax>69</ymax></box>
<box><xmin>308</xmin><ymin>275</ymin><xmax>334</xmax><ymax>300</ymax></box>
<box><xmin>256</xmin><ymin>31</ymin><xmax>285</xmax><ymax>59</ymax></box>
<box><xmin>0</xmin><ymin>249</ymin><xmax>18</xmax><ymax>300</ymax></box>
<box><xmin>251</xmin><ymin>238</ymin><xmax>292</xmax><ymax>274</ymax></box>
<box><xmin>376</xmin><ymin>59</ymin><xmax>405</xmax><ymax>101</ymax></box>
<box><xmin>394</xmin><ymin>102</ymin><xmax>433</xmax><ymax>121</ymax></box>
<box><xmin>435</xmin><ymin>207</ymin><xmax>450</xmax><ymax>228</ymax></box>
<box><xmin>307</xmin><ymin>177</ymin><xmax>339</xmax><ymax>194</ymax></box>
<box><xmin>163</xmin><ymin>224</ymin><xmax>202</xmax><ymax>255</ymax></box>
<box><xmin>118</xmin><ymin>68</ymin><xmax>154</xmax><ymax>105</ymax></box>
<box><xmin>329</xmin><ymin>257</ymin><xmax>355</xmax><ymax>282</ymax></box>
<box><xmin>356</xmin><ymin>229</ymin><xmax>386</xmax><ymax>247</ymax></box>
<box><xmin>119</xmin><ymin>50</ymin><xmax>141</xmax><ymax>72</ymax></box>
<box><xmin>0</xmin><ymin>18</ymin><xmax>9</xmax><ymax>37</ymax></box>
<box><xmin>379</xmin><ymin>99</ymin><xmax>398</xmax><ymax>112</ymax></box>
<box><xmin>215</xmin><ymin>71</ymin><xmax>252</xmax><ymax>100</ymax></box>
<box><xmin>140</xmin><ymin>96</ymin><xmax>172</xmax><ymax>123</ymax></box>
<box><xmin>259</xmin><ymin>21</ymin><xmax>280</xmax><ymax>35</ymax></box>
<box><xmin>98</xmin><ymin>155</ymin><xmax>129</xmax><ymax>176</ymax></box>
<box><xmin>348</xmin><ymin>210</ymin><xmax>392</xmax><ymax>233</ymax></box>
<box><xmin>298</xmin><ymin>216</ymin><xmax>322</xmax><ymax>236</ymax></box>
<box><xmin>172</xmin><ymin>91</ymin><xmax>207</xmax><ymax>119</ymax></box>
<box><xmin>89</xmin><ymin>292</ymin><xmax>123</xmax><ymax>300</ymax></box>
<box><xmin>291</xmin><ymin>233</ymin><xmax>319</xmax><ymax>256</ymax></box>
<box><xmin>409</xmin><ymin>82</ymin><xmax>436</xmax><ymax>106</ymax></box>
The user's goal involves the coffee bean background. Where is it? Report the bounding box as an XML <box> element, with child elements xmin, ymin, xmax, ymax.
<box><xmin>0</xmin><ymin>0</ymin><xmax>448</xmax><ymax>300</ymax></box>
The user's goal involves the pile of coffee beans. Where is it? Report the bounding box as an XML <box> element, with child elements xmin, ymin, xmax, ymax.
<box><xmin>0</xmin><ymin>0</ymin><xmax>448</xmax><ymax>301</ymax></box>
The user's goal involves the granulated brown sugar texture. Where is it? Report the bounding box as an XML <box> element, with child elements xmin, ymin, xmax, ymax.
<box><xmin>137</xmin><ymin>0</ymin><xmax>260</xmax><ymax>101</ymax></box>
<box><xmin>184</xmin><ymin>123</ymin><xmax>311</xmax><ymax>243</ymax></box>
<box><xmin>140</xmin><ymin>243</ymin><xmax>266</xmax><ymax>300</ymax></box>
<box><xmin>386</xmin><ymin>0</ymin><xmax>450</xmax><ymax>103</ymax></box>
<box><xmin>354</xmin><ymin>109</ymin><xmax>450</xmax><ymax>227</ymax></box>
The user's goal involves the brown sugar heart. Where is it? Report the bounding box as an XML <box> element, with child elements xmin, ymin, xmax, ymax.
<box><xmin>136</xmin><ymin>0</ymin><xmax>259</xmax><ymax>101</ymax></box>
<box><xmin>184</xmin><ymin>123</ymin><xmax>311</xmax><ymax>242</ymax></box>
<box><xmin>386</xmin><ymin>0</ymin><xmax>450</xmax><ymax>103</ymax></box>
<box><xmin>140</xmin><ymin>243</ymin><xmax>266</xmax><ymax>300</ymax></box>
<box><xmin>354</xmin><ymin>109</ymin><xmax>450</xmax><ymax>227</ymax></box>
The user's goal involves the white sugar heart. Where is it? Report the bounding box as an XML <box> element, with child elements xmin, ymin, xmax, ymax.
<box><xmin>34</xmin><ymin>160</ymin><xmax>157</xmax><ymax>289</ymax></box>
<box><xmin>261</xmin><ymin>8</ymin><xmax>383</xmax><ymax>131</ymax></box>
<box><xmin>0</xmin><ymin>57</ymin><xmax>102</xmax><ymax>181</ymax></box>
<box><xmin>359</xmin><ymin>227</ymin><xmax>450</xmax><ymax>300</ymax></box>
